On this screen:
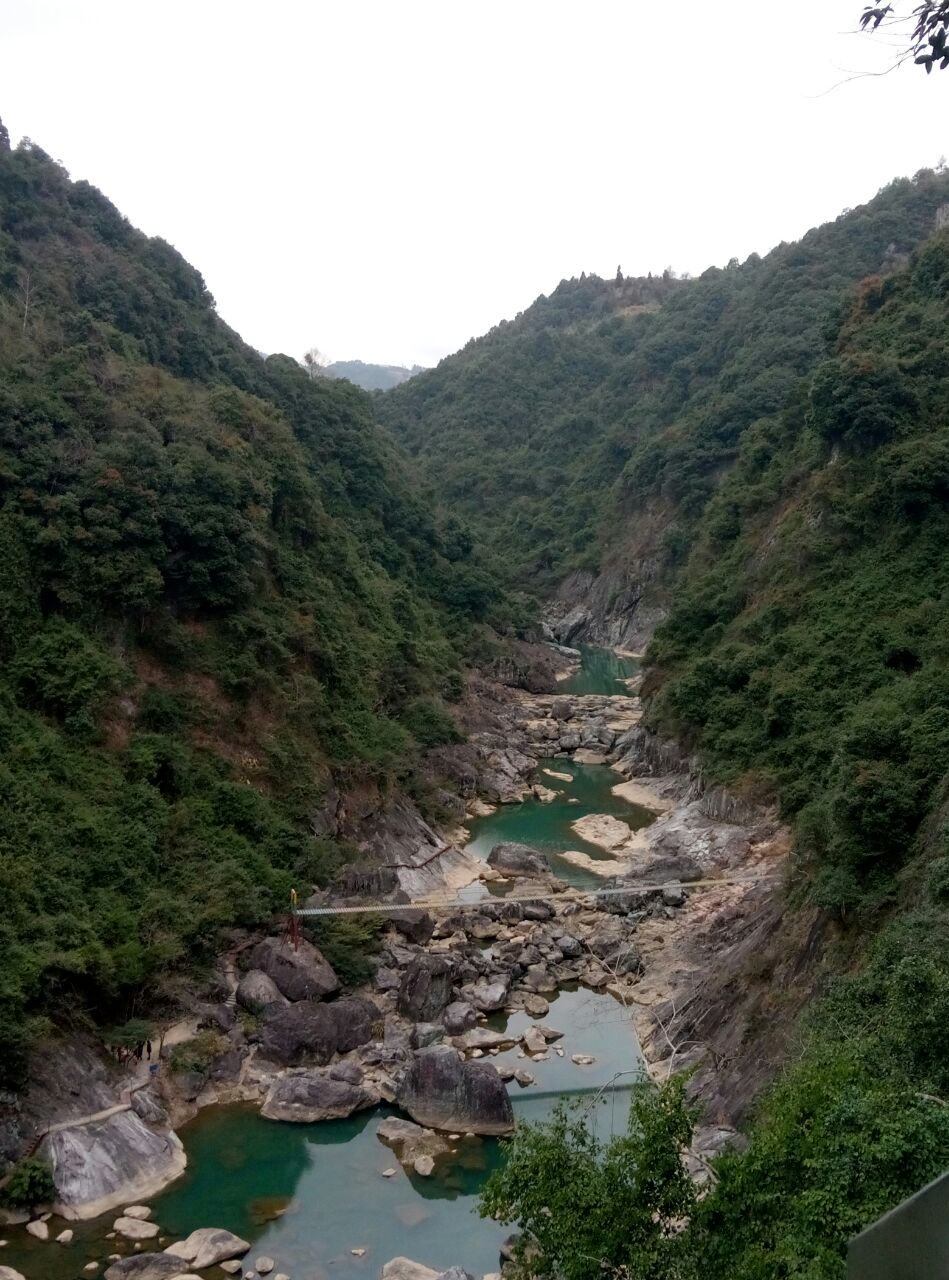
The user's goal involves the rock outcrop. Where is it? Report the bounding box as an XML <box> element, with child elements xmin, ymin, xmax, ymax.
<box><xmin>259</xmin><ymin>1001</ymin><xmax>338</xmax><ymax>1066</ymax></box>
<box><xmin>44</xmin><ymin>1109</ymin><xmax>186</xmax><ymax>1221</ymax></box>
<box><xmin>261</xmin><ymin>1069</ymin><xmax>379</xmax><ymax>1122</ymax></box>
<box><xmin>104</xmin><ymin>1256</ymin><xmax>188</xmax><ymax>1280</ymax></box>
<box><xmin>397</xmin><ymin>1046</ymin><xmax>514</xmax><ymax>1135</ymax></box>
<box><xmin>486</xmin><ymin>842</ymin><xmax>550</xmax><ymax>877</ymax></box>
<box><xmin>247</xmin><ymin>937</ymin><xmax>339</xmax><ymax>1001</ymax></box>
<box><xmin>164</xmin><ymin>1227</ymin><xmax>250</xmax><ymax>1269</ymax></box>
<box><xmin>397</xmin><ymin>955</ymin><xmax>455</xmax><ymax>1022</ymax></box>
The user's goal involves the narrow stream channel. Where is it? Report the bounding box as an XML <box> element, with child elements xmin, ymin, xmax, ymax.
<box><xmin>3</xmin><ymin>648</ymin><xmax>650</xmax><ymax>1280</ymax></box>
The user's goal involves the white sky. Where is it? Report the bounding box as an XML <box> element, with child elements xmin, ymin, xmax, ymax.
<box><xmin>4</xmin><ymin>1</ymin><xmax>947</xmax><ymax>368</ymax></box>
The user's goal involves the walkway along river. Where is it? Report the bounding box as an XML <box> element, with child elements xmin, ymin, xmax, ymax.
<box><xmin>3</xmin><ymin>646</ymin><xmax>727</xmax><ymax>1280</ymax></box>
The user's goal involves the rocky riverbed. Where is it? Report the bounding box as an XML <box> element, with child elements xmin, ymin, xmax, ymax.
<box><xmin>1</xmin><ymin>645</ymin><xmax>789</xmax><ymax>1279</ymax></box>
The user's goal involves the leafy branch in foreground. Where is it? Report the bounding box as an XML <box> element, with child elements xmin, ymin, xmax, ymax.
<box><xmin>861</xmin><ymin>3</ymin><xmax>949</xmax><ymax>72</ymax></box>
<box><xmin>479</xmin><ymin>1078</ymin><xmax>698</xmax><ymax>1280</ymax></box>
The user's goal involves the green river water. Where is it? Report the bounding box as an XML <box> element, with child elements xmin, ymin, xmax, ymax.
<box><xmin>4</xmin><ymin>649</ymin><xmax>647</xmax><ymax>1280</ymax></box>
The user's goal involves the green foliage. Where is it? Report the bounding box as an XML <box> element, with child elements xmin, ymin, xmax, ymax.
<box><xmin>0</xmin><ymin>1157</ymin><xmax>55</xmax><ymax>1210</ymax></box>
<box><xmin>169</xmin><ymin>1030</ymin><xmax>228</xmax><ymax>1075</ymax></box>
<box><xmin>306</xmin><ymin>916</ymin><xmax>385</xmax><ymax>987</ymax></box>
<box><xmin>481</xmin><ymin>1078</ymin><xmax>699</xmax><ymax>1280</ymax></box>
<box><xmin>0</xmin><ymin>137</ymin><xmax>516</xmax><ymax>1079</ymax></box>
<box><xmin>102</xmin><ymin>1018</ymin><xmax>154</xmax><ymax>1049</ymax></box>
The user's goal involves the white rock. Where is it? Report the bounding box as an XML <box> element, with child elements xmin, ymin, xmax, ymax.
<box><xmin>274</xmin><ymin>1275</ymin><xmax>290</xmax><ymax>1280</ymax></box>
<box><xmin>521</xmin><ymin>1027</ymin><xmax>547</xmax><ymax>1054</ymax></box>
<box><xmin>123</xmin><ymin>1205</ymin><xmax>153</xmax><ymax>1220</ymax></box>
<box><xmin>219</xmin><ymin>1264</ymin><xmax>243</xmax><ymax>1275</ymax></box>
<box><xmin>56</xmin><ymin>1228</ymin><xmax>74</xmax><ymax>1243</ymax></box>
<box><xmin>82</xmin><ymin>1265</ymin><xmax>100</xmax><ymax>1274</ymax></box>
<box><xmin>164</xmin><ymin>1228</ymin><xmax>251</xmax><ymax>1268</ymax></box>
<box><xmin>413</xmin><ymin>1155</ymin><xmax>435</xmax><ymax>1177</ymax></box>
<box><xmin>380</xmin><ymin>1261</ymin><xmax>440</xmax><ymax>1280</ymax></box>
<box><xmin>351</xmin><ymin>1247</ymin><xmax>367</xmax><ymax>1256</ymax></box>
<box><xmin>571</xmin><ymin>1054</ymin><xmax>596</xmax><ymax>1066</ymax></box>
<box><xmin>25</xmin><ymin>1220</ymin><xmax>48</xmax><ymax>1240</ymax></box>
<box><xmin>114</xmin><ymin>1216</ymin><xmax>160</xmax><ymax>1240</ymax></box>
<box><xmin>0</xmin><ymin>1267</ymin><xmax>27</xmax><ymax>1280</ymax></box>
<box><xmin>381</xmin><ymin>1167</ymin><xmax>397</xmax><ymax>1177</ymax></box>
<box><xmin>255</xmin><ymin>1260</ymin><xmax>275</xmax><ymax>1276</ymax></box>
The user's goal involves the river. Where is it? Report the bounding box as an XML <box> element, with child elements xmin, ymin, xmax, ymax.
<box><xmin>2</xmin><ymin>648</ymin><xmax>650</xmax><ymax>1280</ymax></box>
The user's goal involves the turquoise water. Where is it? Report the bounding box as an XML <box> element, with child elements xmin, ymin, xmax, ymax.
<box><xmin>464</xmin><ymin>757</ymin><xmax>654</xmax><ymax>888</ymax></box>
<box><xmin>560</xmin><ymin>646</ymin><xmax>640</xmax><ymax>696</ymax></box>
<box><xmin>3</xmin><ymin>649</ymin><xmax>648</xmax><ymax>1280</ymax></box>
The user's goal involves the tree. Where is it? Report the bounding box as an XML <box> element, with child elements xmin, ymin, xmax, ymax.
<box><xmin>861</xmin><ymin>4</ymin><xmax>949</xmax><ymax>72</ymax></box>
<box><xmin>479</xmin><ymin>1078</ymin><xmax>699</xmax><ymax>1280</ymax></box>
<box><xmin>302</xmin><ymin>346</ymin><xmax>329</xmax><ymax>378</ymax></box>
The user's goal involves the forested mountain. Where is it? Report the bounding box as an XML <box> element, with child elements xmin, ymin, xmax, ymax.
<box><xmin>381</xmin><ymin>170</ymin><xmax>949</xmax><ymax>1274</ymax></box>
<box><xmin>325</xmin><ymin>359</ymin><xmax>425</xmax><ymax>392</ymax></box>
<box><xmin>379</xmin><ymin>175</ymin><xmax>949</xmax><ymax>592</ymax></box>
<box><xmin>0</xmin><ymin>130</ymin><xmax>514</xmax><ymax>1086</ymax></box>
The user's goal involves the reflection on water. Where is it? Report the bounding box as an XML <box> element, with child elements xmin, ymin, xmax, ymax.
<box><xmin>147</xmin><ymin>986</ymin><xmax>641</xmax><ymax>1280</ymax></box>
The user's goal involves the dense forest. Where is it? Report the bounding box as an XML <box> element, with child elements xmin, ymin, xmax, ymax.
<box><xmin>0</xmin><ymin>128</ymin><xmax>517</xmax><ymax>1088</ymax></box>
<box><xmin>381</xmin><ymin>169</ymin><xmax>949</xmax><ymax>1276</ymax></box>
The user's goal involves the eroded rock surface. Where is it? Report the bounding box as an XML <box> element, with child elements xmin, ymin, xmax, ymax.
<box><xmin>397</xmin><ymin>1046</ymin><xmax>514</xmax><ymax>1135</ymax></box>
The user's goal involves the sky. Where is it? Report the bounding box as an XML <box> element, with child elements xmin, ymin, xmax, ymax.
<box><xmin>3</xmin><ymin>1</ymin><xmax>947</xmax><ymax>368</ymax></box>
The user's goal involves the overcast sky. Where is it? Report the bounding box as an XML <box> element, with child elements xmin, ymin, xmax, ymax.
<box><xmin>4</xmin><ymin>1</ymin><xmax>947</xmax><ymax>368</ymax></box>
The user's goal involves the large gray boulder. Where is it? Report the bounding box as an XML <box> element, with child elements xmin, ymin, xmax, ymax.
<box><xmin>486</xmin><ymin>842</ymin><xmax>550</xmax><ymax>877</ymax></box>
<box><xmin>247</xmin><ymin>936</ymin><xmax>339</xmax><ymax>1001</ymax></box>
<box><xmin>392</xmin><ymin>909</ymin><xmax>435</xmax><ymax>945</ymax></box>
<box><xmin>443</xmin><ymin>1001</ymin><xmax>477</xmax><ymax>1034</ymax></box>
<box><xmin>331</xmin><ymin>995</ymin><xmax>382</xmax><ymax>1052</ymax></box>
<box><xmin>261</xmin><ymin>1070</ymin><xmax>379</xmax><ymax>1122</ymax></box>
<box><xmin>259</xmin><ymin>1000</ymin><xmax>338</xmax><ymax>1065</ymax></box>
<box><xmin>236</xmin><ymin>968</ymin><xmax>287</xmax><ymax>1012</ymax></box>
<box><xmin>104</xmin><ymin>1257</ymin><xmax>186</xmax><ymax>1280</ymax></box>
<box><xmin>397</xmin><ymin>1046</ymin><xmax>514</xmax><ymax>1135</ymax></box>
<box><xmin>164</xmin><ymin>1227</ymin><xmax>250</xmax><ymax>1268</ymax></box>
<box><xmin>459</xmin><ymin>978</ymin><xmax>510</xmax><ymax>1013</ymax></box>
<box><xmin>397</xmin><ymin>955</ymin><xmax>456</xmax><ymax>1022</ymax></box>
<box><xmin>44</xmin><ymin>1109</ymin><xmax>185</xmax><ymax>1220</ymax></box>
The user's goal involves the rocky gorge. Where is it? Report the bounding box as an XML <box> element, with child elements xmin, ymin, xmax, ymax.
<box><xmin>0</xmin><ymin>646</ymin><xmax>790</xmax><ymax>1280</ymax></box>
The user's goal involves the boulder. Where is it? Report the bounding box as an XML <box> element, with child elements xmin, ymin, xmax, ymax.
<box><xmin>392</xmin><ymin>910</ymin><xmax>435</xmax><ymax>945</ymax></box>
<box><xmin>486</xmin><ymin>843</ymin><xmax>550</xmax><ymax>877</ymax></box>
<box><xmin>255</xmin><ymin>1258</ymin><xmax>275</xmax><ymax>1275</ymax></box>
<box><xmin>259</xmin><ymin>1001</ymin><xmax>337</xmax><ymax>1066</ymax></box>
<box><xmin>376</xmin><ymin>1117</ymin><xmax>452</xmax><ymax>1167</ymax></box>
<box><xmin>436</xmin><ymin>1270</ymin><xmax>474</xmax><ymax>1280</ymax></box>
<box><xmin>411</xmin><ymin>1023</ymin><xmax>443</xmax><ymax>1050</ymax></box>
<box><xmin>662</xmin><ymin>886</ymin><xmax>686</xmax><ymax>907</ymax></box>
<box><xmin>442</xmin><ymin>1001</ymin><xmax>477</xmax><ymax>1034</ymax></box>
<box><xmin>331</xmin><ymin>996</ymin><xmax>382</xmax><ymax>1052</ymax></box>
<box><xmin>397</xmin><ymin>1046</ymin><xmax>514</xmax><ymax>1135</ymax></box>
<box><xmin>122</xmin><ymin>1206</ymin><xmax>152</xmax><ymax>1220</ymax></box>
<box><xmin>555</xmin><ymin>933</ymin><xmax>582</xmax><ymax>958</ymax></box>
<box><xmin>130</xmin><ymin>1089</ymin><xmax>168</xmax><ymax>1126</ymax></box>
<box><xmin>114</xmin><ymin>1216</ymin><xmax>159</xmax><ymax>1240</ymax></box>
<box><xmin>25</xmin><ymin>1220</ymin><xmax>48</xmax><ymax>1240</ymax></box>
<box><xmin>397</xmin><ymin>955</ymin><xmax>455</xmax><ymax>1022</ymax></box>
<box><xmin>381</xmin><ymin>1261</ymin><xmax>439</xmax><ymax>1280</ymax></box>
<box><xmin>236</xmin><ymin>969</ymin><xmax>286</xmax><ymax>1012</ymax></box>
<box><xmin>104</xmin><ymin>1258</ymin><xmax>185</xmax><ymax>1280</ymax></box>
<box><xmin>247</xmin><ymin>936</ymin><xmax>339</xmax><ymax>1001</ymax></box>
<box><xmin>0</xmin><ymin>1270</ymin><xmax>27</xmax><ymax>1280</ymax></box>
<box><xmin>163</xmin><ymin>1227</ymin><xmax>250</xmax><ymax>1269</ymax></box>
<box><xmin>43</xmin><ymin>1109</ymin><xmax>185</xmax><ymax>1220</ymax></box>
<box><xmin>459</xmin><ymin>979</ymin><xmax>509</xmax><ymax>1013</ymax></box>
<box><xmin>551</xmin><ymin>698</ymin><xmax>572</xmax><ymax>720</ymax></box>
<box><xmin>261</xmin><ymin>1070</ymin><xmax>380</xmax><ymax>1122</ymax></box>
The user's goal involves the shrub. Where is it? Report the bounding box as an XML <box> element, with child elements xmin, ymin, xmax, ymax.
<box><xmin>0</xmin><ymin>1157</ymin><xmax>55</xmax><ymax>1210</ymax></box>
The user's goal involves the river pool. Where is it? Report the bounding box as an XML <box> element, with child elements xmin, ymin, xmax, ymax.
<box><xmin>2</xmin><ymin>649</ymin><xmax>647</xmax><ymax>1280</ymax></box>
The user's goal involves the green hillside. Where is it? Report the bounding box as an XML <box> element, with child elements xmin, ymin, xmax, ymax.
<box><xmin>0</xmin><ymin>131</ymin><xmax>513</xmax><ymax>1087</ymax></box>
<box><xmin>325</xmin><ymin>359</ymin><xmax>425</xmax><ymax>392</ymax></box>
<box><xmin>379</xmin><ymin>173</ymin><xmax>949</xmax><ymax>592</ymax></box>
<box><xmin>381</xmin><ymin>169</ymin><xmax>949</xmax><ymax>1276</ymax></box>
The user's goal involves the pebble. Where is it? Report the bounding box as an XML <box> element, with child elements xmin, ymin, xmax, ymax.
<box><xmin>122</xmin><ymin>1205</ymin><xmax>152</xmax><ymax>1220</ymax></box>
<box><xmin>82</xmin><ymin>1265</ymin><xmax>100</xmax><ymax>1274</ymax></box>
<box><xmin>413</xmin><ymin>1156</ymin><xmax>435</xmax><ymax>1177</ymax></box>
<box><xmin>571</xmin><ymin>1054</ymin><xmax>596</xmax><ymax>1066</ymax></box>
<box><xmin>351</xmin><ymin>1247</ymin><xmax>367</xmax><ymax>1257</ymax></box>
<box><xmin>274</xmin><ymin>1275</ymin><xmax>290</xmax><ymax>1280</ymax></box>
<box><xmin>25</xmin><ymin>1220</ymin><xmax>49</xmax><ymax>1241</ymax></box>
<box><xmin>220</xmin><ymin>1264</ymin><xmax>243</xmax><ymax>1275</ymax></box>
<box><xmin>256</xmin><ymin>1259</ymin><xmax>275</xmax><ymax>1275</ymax></box>
<box><xmin>56</xmin><ymin>1228</ymin><xmax>74</xmax><ymax>1243</ymax></box>
<box><xmin>381</xmin><ymin>1168</ymin><xmax>397</xmax><ymax>1178</ymax></box>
